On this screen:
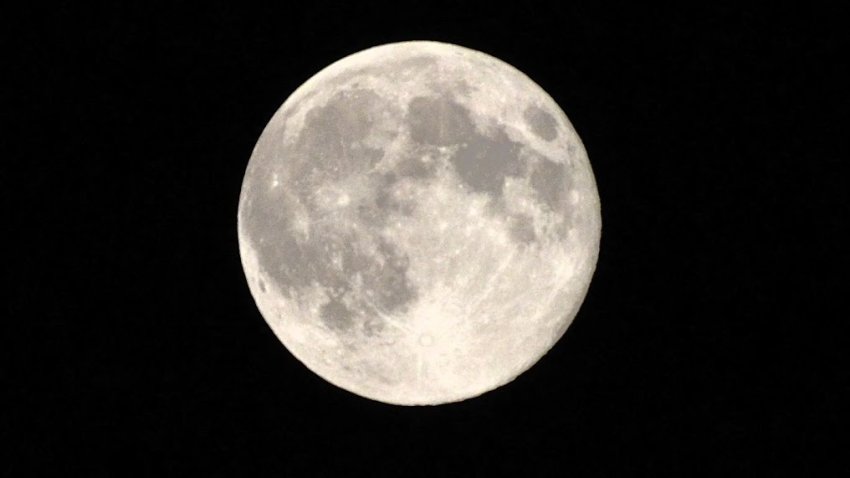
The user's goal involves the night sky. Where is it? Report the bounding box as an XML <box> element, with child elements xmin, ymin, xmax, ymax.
<box><xmin>6</xmin><ymin>3</ymin><xmax>846</xmax><ymax>475</ymax></box>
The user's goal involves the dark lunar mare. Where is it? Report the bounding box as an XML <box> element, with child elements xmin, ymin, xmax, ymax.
<box><xmin>529</xmin><ymin>153</ymin><xmax>570</xmax><ymax>212</ymax></box>
<box><xmin>243</xmin><ymin>61</ymin><xmax>574</xmax><ymax>333</ymax></box>
<box><xmin>523</xmin><ymin>105</ymin><xmax>559</xmax><ymax>141</ymax></box>
<box><xmin>243</xmin><ymin>86</ymin><xmax>421</xmax><ymax>333</ymax></box>
<box><xmin>402</xmin><ymin>92</ymin><xmax>574</xmax><ymax>243</ymax></box>
<box><xmin>406</xmin><ymin>95</ymin><xmax>528</xmax><ymax>201</ymax></box>
<box><xmin>289</xmin><ymin>88</ymin><xmax>387</xmax><ymax>201</ymax></box>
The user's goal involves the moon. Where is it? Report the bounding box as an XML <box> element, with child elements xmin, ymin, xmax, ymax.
<box><xmin>237</xmin><ymin>41</ymin><xmax>601</xmax><ymax>405</ymax></box>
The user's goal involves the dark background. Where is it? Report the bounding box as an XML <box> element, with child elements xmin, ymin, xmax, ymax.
<box><xmin>5</xmin><ymin>2</ymin><xmax>846</xmax><ymax>475</ymax></box>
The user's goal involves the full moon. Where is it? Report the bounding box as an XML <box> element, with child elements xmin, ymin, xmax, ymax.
<box><xmin>237</xmin><ymin>41</ymin><xmax>601</xmax><ymax>405</ymax></box>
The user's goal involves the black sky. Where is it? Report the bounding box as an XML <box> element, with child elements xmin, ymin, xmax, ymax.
<box><xmin>6</xmin><ymin>2</ymin><xmax>847</xmax><ymax>475</ymax></box>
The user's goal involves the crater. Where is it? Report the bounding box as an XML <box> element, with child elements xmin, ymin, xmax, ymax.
<box><xmin>524</xmin><ymin>105</ymin><xmax>558</xmax><ymax>141</ymax></box>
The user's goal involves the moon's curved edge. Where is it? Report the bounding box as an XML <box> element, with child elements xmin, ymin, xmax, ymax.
<box><xmin>236</xmin><ymin>40</ymin><xmax>602</xmax><ymax>406</ymax></box>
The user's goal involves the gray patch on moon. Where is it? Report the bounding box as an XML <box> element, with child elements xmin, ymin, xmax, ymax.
<box><xmin>319</xmin><ymin>295</ymin><xmax>356</xmax><ymax>331</ymax></box>
<box><xmin>356</xmin><ymin>172</ymin><xmax>403</xmax><ymax>225</ymax></box>
<box><xmin>313</xmin><ymin>232</ymin><xmax>418</xmax><ymax>331</ymax></box>
<box><xmin>240</xmin><ymin>190</ymin><xmax>303</xmax><ymax>293</ymax></box>
<box><xmin>508</xmin><ymin>214</ymin><xmax>537</xmax><ymax>244</ymax></box>
<box><xmin>523</xmin><ymin>105</ymin><xmax>558</xmax><ymax>141</ymax></box>
<box><xmin>363</xmin><ymin>239</ymin><xmax>418</xmax><ymax>313</ymax></box>
<box><xmin>406</xmin><ymin>94</ymin><xmax>527</xmax><ymax>200</ymax></box>
<box><xmin>358</xmin><ymin>145</ymin><xmax>442</xmax><ymax>223</ymax></box>
<box><xmin>393</xmin><ymin>149</ymin><xmax>439</xmax><ymax>179</ymax></box>
<box><xmin>291</xmin><ymin>89</ymin><xmax>389</xmax><ymax>194</ymax></box>
<box><xmin>529</xmin><ymin>156</ymin><xmax>569</xmax><ymax>211</ymax></box>
<box><xmin>407</xmin><ymin>95</ymin><xmax>475</xmax><ymax>146</ymax></box>
<box><xmin>356</xmin><ymin>202</ymin><xmax>383</xmax><ymax>226</ymax></box>
<box><xmin>362</xmin><ymin>317</ymin><xmax>386</xmax><ymax>338</ymax></box>
<box><xmin>246</xmin><ymin>84</ymin><xmax>422</xmax><ymax>332</ymax></box>
<box><xmin>450</xmin><ymin>128</ymin><xmax>524</xmax><ymax>198</ymax></box>
<box><xmin>279</xmin><ymin>56</ymin><xmax>439</xmax><ymax>128</ymax></box>
<box><xmin>281</xmin><ymin>232</ymin><xmax>357</xmax><ymax>298</ymax></box>
<box><xmin>374</xmin><ymin>174</ymin><xmax>417</xmax><ymax>217</ymax></box>
<box><xmin>241</xmin><ymin>181</ymin><xmax>419</xmax><ymax>332</ymax></box>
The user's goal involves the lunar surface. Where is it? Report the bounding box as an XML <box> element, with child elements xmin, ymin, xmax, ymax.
<box><xmin>237</xmin><ymin>41</ymin><xmax>601</xmax><ymax>405</ymax></box>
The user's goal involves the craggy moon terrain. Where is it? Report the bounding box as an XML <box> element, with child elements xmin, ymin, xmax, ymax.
<box><xmin>238</xmin><ymin>41</ymin><xmax>601</xmax><ymax>405</ymax></box>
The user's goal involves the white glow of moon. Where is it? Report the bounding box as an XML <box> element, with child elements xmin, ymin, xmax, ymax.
<box><xmin>237</xmin><ymin>41</ymin><xmax>601</xmax><ymax>405</ymax></box>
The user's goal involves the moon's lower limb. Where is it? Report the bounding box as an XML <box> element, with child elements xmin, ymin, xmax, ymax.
<box><xmin>238</xmin><ymin>41</ymin><xmax>601</xmax><ymax>405</ymax></box>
